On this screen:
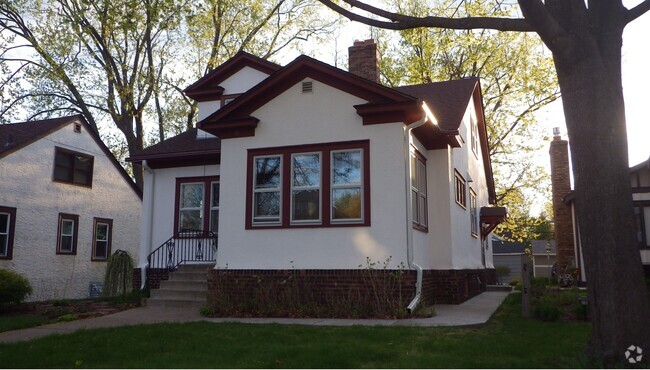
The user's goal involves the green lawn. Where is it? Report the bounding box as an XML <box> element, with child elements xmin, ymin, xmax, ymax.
<box><xmin>0</xmin><ymin>294</ymin><xmax>591</xmax><ymax>368</ymax></box>
<box><xmin>0</xmin><ymin>314</ymin><xmax>50</xmax><ymax>333</ymax></box>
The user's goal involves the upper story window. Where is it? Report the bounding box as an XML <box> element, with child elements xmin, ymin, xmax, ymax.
<box><xmin>455</xmin><ymin>170</ymin><xmax>467</xmax><ymax>209</ymax></box>
<box><xmin>247</xmin><ymin>140</ymin><xmax>370</xmax><ymax>229</ymax></box>
<box><xmin>411</xmin><ymin>150</ymin><xmax>428</xmax><ymax>231</ymax></box>
<box><xmin>0</xmin><ymin>206</ymin><xmax>16</xmax><ymax>260</ymax></box>
<box><xmin>53</xmin><ymin>147</ymin><xmax>94</xmax><ymax>187</ymax></box>
<box><xmin>175</xmin><ymin>177</ymin><xmax>220</xmax><ymax>233</ymax></box>
<box><xmin>470</xmin><ymin>188</ymin><xmax>478</xmax><ymax>237</ymax></box>
<box><xmin>57</xmin><ymin>213</ymin><xmax>78</xmax><ymax>255</ymax></box>
<box><xmin>470</xmin><ymin>115</ymin><xmax>478</xmax><ymax>157</ymax></box>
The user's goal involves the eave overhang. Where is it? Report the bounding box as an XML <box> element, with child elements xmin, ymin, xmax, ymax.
<box><xmin>480</xmin><ymin>206</ymin><xmax>507</xmax><ymax>239</ymax></box>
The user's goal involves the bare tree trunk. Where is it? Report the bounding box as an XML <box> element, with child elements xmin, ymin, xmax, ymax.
<box><xmin>554</xmin><ymin>41</ymin><xmax>650</xmax><ymax>366</ymax></box>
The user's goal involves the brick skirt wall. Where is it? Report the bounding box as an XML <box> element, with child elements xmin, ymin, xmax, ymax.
<box><xmin>206</xmin><ymin>267</ymin><xmax>495</xmax><ymax>316</ymax></box>
<box><xmin>133</xmin><ymin>267</ymin><xmax>170</xmax><ymax>290</ymax></box>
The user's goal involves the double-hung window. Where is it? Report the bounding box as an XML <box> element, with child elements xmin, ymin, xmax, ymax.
<box><xmin>291</xmin><ymin>153</ymin><xmax>321</xmax><ymax>223</ymax></box>
<box><xmin>92</xmin><ymin>218</ymin><xmax>113</xmax><ymax>261</ymax></box>
<box><xmin>253</xmin><ymin>156</ymin><xmax>282</xmax><ymax>224</ymax></box>
<box><xmin>174</xmin><ymin>177</ymin><xmax>220</xmax><ymax>233</ymax></box>
<box><xmin>331</xmin><ymin>149</ymin><xmax>363</xmax><ymax>222</ymax></box>
<box><xmin>454</xmin><ymin>170</ymin><xmax>467</xmax><ymax>208</ymax></box>
<box><xmin>411</xmin><ymin>150</ymin><xmax>428</xmax><ymax>230</ymax></box>
<box><xmin>57</xmin><ymin>213</ymin><xmax>78</xmax><ymax>255</ymax></box>
<box><xmin>53</xmin><ymin>147</ymin><xmax>93</xmax><ymax>187</ymax></box>
<box><xmin>247</xmin><ymin>140</ymin><xmax>369</xmax><ymax>228</ymax></box>
<box><xmin>470</xmin><ymin>189</ymin><xmax>478</xmax><ymax>237</ymax></box>
<box><xmin>0</xmin><ymin>206</ymin><xmax>16</xmax><ymax>259</ymax></box>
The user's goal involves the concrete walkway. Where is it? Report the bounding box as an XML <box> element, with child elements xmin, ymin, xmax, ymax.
<box><xmin>0</xmin><ymin>291</ymin><xmax>509</xmax><ymax>344</ymax></box>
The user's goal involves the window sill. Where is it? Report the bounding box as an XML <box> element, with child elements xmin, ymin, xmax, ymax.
<box><xmin>413</xmin><ymin>223</ymin><xmax>428</xmax><ymax>233</ymax></box>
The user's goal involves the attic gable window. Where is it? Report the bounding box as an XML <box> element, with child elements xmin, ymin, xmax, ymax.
<box><xmin>53</xmin><ymin>147</ymin><xmax>94</xmax><ymax>187</ymax></box>
<box><xmin>470</xmin><ymin>115</ymin><xmax>478</xmax><ymax>157</ymax></box>
<box><xmin>247</xmin><ymin>140</ymin><xmax>370</xmax><ymax>229</ymax></box>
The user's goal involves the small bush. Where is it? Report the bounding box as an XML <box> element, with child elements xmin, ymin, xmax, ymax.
<box><xmin>104</xmin><ymin>250</ymin><xmax>134</xmax><ymax>296</ymax></box>
<box><xmin>508</xmin><ymin>277</ymin><xmax>521</xmax><ymax>287</ymax></box>
<box><xmin>199</xmin><ymin>306</ymin><xmax>216</xmax><ymax>316</ymax></box>
<box><xmin>0</xmin><ymin>269</ymin><xmax>33</xmax><ymax>307</ymax></box>
<box><xmin>534</xmin><ymin>302</ymin><xmax>561</xmax><ymax>321</ymax></box>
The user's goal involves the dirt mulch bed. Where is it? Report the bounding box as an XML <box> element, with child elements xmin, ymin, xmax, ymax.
<box><xmin>1</xmin><ymin>299</ymin><xmax>138</xmax><ymax>321</ymax></box>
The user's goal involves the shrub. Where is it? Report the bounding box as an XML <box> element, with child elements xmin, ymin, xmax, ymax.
<box><xmin>534</xmin><ymin>302</ymin><xmax>561</xmax><ymax>321</ymax></box>
<box><xmin>0</xmin><ymin>269</ymin><xmax>33</xmax><ymax>307</ymax></box>
<box><xmin>495</xmin><ymin>266</ymin><xmax>511</xmax><ymax>284</ymax></box>
<box><xmin>508</xmin><ymin>277</ymin><xmax>521</xmax><ymax>287</ymax></box>
<box><xmin>104</xmin><ymin>250</ymin><xmax>135</xmax><ymax>297</ymax></box>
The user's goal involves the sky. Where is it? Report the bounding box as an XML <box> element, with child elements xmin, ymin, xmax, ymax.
<box><xmin>300</xmin><ymin>2</ymin><xmax>650</xmax><ymax>168</ymax></box>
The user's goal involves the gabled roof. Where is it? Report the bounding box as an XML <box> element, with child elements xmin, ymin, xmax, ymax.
<box><xmin>395</xmin><ymin>78</ymin><xmax>478</xmax><ymax>133</ymax></box>
<box><xmin>630</xmin><ymin>156</ymin><xmax>650</xmax><ymax>173</ymax></box>
<box><xmin>184</xmin><ymin>51</ymin><xmax>281</xmax><ymax>102</ymax></box>
<box><xmin>199</xmin><ymin>54</ymin><xmax>419</xmax><ymax>131</ymax></box>
<box><xmin>0</xmin><ymin>116</ymin><xmax>75</xmax><ymax>158</ymax></box>
<box><xmin>127</xmin><ymin>128</ymin><xmax>221</xmax><ymax>169</ymax></box>
<box><xmin>0</xmin><ymin>115</ymin><xmax>142</xmax><ymax>199</ymax></box>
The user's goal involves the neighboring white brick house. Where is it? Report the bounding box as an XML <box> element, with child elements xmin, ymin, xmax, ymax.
<box><xmin>0</xmin><ymin>115</ymin><xmax>141</xmax><ymax>301</ymax></box>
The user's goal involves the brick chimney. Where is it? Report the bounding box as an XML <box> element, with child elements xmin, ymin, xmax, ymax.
<box><xmin>348</xmin><ymin>39</ymin><xmax>379</xmax><ymax>83</ymax></box>
<box><xmin>549</xmin><ymin>127</ymin><xmax>575</xmax><ymax>275</ymax></box>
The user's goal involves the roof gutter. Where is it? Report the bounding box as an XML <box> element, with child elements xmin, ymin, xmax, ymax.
<box><xmin>140</xmin><ymin>160</ymin><xmax>155</xmax><ymax>289</ymax></box>
<box><xmin>404</xmin><ymin>102</ymin><xmax>438</xmax><ymax>313</ymax></box>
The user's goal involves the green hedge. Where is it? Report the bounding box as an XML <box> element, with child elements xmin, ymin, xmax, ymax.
<box><xmin>0</xmin><ymin>269</ymin><xmax>32</xmax><ymax>307</ymax></box>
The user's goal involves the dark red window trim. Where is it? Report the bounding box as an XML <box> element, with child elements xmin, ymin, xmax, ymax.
<box><xmin>56</xmin><ymin>213</ymin><xmax>79</xmax><ymax>255</ymax></box>
<box><xmin>245</xmin><ymin>140</ymin><xmax>371</xmax><ymax>229</ymax></box>
<box><xmin>92</xmin><ymin>217</ymin><xmax>113</xmax><ymax>261</ymax></box>
<box><xmin>0</xmin><ymin>206</ymin><xmax>17</xmax><ymax>260</ymax></box>
<box><xmin>411</xmin><ymin>149</ymin><xmax>428</xmax><ymax>233</ymax></box>
<box><xmin>174</xmin><ymin>176</ymin><xmax>220</xmax><ymax>233</ymax></box>
<box><xmin>52</xmin><ymin>147</ymin><xmax>94</xmax><ymax>188</ymax></box>
<box><xmin>454</xmin><ymin>169</ymin><xmax>467</xmax><ymax>209</ymax></box>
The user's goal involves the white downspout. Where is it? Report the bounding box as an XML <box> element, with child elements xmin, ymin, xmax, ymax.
<box><xmin>141</xmin><ymin>160</ymin><xmax>155</xmax><ymax>289</ymax></box>
<box><xmin>404</xmin><ymin>116</ymin><xmax>428</xmax><ymax>313</ymax></box>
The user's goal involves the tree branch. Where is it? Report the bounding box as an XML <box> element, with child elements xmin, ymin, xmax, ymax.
<box><xmin>626</xmin><ymin>0</ymin><xmax>650</xmax><ymax>23</ymax></box>
<box><xmin>317</xmin><ymin>0</ymin><xmax>534</xmax><ymax>31</ymax></box>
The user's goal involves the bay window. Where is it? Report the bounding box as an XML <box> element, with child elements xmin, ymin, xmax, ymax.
<box><xmin>247</xmin><ymin>140</ymin><xmax>369</xmax><ymax>228</ymax></box>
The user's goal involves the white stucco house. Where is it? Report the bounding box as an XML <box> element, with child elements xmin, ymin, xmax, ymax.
<box><xmin>0</xmin><ymin>115</ymin><xmax>142</xmax><ymax>301</ymax></box>
<box><xmin>128</xmin><ymin>39</ymin><xmax>505</xmax><ymax>306</ymax></box>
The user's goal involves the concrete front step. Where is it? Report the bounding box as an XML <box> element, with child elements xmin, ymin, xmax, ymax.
<box><xmin>145</xmin><ymin>262</ymin><xmax>214</xmax><ymax>309</ymax></box>
<box><xmin>168</xmin><ymin>271</ymin><xmax>210</xmax><ymax>282</ymax></box>
<box><xmin>159</xmin><ymin>280</ymin><xmax>207</xmax><ymax>291</ymax></box>
<box><xmin>176</xmin><ymin>263</ymin><xmax>215</xmax><ymax>273</ymax></box>
<box><xmin>150</xmin><ymin>288</ymin><xmax>207</xmax><ymax>301</ymax></box>
<box><xmin>486</xmin><ymin>284</ymin><xmax>513</xmax><ymax>292</ymax></box>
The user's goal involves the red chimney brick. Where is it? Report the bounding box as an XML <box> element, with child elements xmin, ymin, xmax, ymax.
<box><xmin>348</xmin><ymin>39</ymin><xmax>379</xmax><ymax>83</ymax></box>
<box><xmin>549</xmin><ymin>130</ymin><xmax>575</xmax><ymax>275</ymax></box>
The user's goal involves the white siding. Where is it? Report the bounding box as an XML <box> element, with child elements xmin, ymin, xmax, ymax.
<box><xmin>217</xmin><ymin>79</ymin><xmax>409</xmax><ymax>270</ymax></box>
<box><xmin>197</xmin><ymin>66</ymin><xmax>272</xmax><ymax>121</ymax></box>
<box><xmin>0</xmin><ymin>121</ymin><xmax>141</xmax><ymax>301</ymax></box>
<box><xmin>140</xmin><ymin>164</ymin><xmax>220</xmax><ymax>267</ymax></box>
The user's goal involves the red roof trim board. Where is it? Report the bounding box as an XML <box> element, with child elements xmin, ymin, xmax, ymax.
<box><xmin>184</xmin><ymin>51</ymin><xmax>281</xmax><ymax>102</ymax></box>
<box><xmin>0</xmin><ymin>115</ymin><xmax>142</xmax><ymax>199</ymax></box>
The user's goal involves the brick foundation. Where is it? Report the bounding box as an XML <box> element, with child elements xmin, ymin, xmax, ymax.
<box><xmin>207</xmin><ymin>268</ymin><xmax>494</xmax><ymax>316</ymax></box>
<box><xmin>133</xmin><ymin>268</ymin><xmax>170</xmax><ymax>290</ymax></box>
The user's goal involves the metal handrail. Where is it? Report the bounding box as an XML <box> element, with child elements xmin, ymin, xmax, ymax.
<box><xmin>145</xmin><ymin>230</ymin><xmax>218</xmax><ymax>288</ymax></box>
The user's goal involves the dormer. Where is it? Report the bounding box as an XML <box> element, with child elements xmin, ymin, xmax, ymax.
<box><xmin>184</xmin><ymin>52</ymin><xmax>281</xmax><ymax>121</ymax></box>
